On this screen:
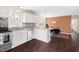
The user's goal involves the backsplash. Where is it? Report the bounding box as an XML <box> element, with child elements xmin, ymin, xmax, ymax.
<box><xmin>22</xmin><ymin>23</ymin><xmax>36</xmax><ymax>28</ymax></box>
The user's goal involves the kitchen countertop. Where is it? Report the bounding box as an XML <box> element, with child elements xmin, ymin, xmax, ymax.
<box><xmin>0</xmin><ymin>30</ymin><xmax>12</xmax><ymax>33</ymax></box>
<box><xmin>9</xmin><ymin>27</ymin><xmax>50</xmax><ymax>31</ymax></box>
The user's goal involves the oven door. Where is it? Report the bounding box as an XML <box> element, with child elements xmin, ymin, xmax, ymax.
<box><xmin>4</xmin><ymin>33</ymin><xmax>10</xmax><ymax>43</ymax></box>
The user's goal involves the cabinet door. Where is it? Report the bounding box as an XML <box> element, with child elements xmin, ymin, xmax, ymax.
<box><xmin>12</xmin><ymin>30</ymin><xmax>28</xmax><ymax>48</ymax></box>
<box><xmin>27</xmin><ymin>29</ymin><xmax>33</xmax><ymax>41</ymax></box>
<box><xmin>33</xmin><ymin>29</ymin><xmax>50</xmax><ymax>43</ymax></box>
<box><xmin>11</xmin><ymin>29</ymin><xmax>33</xmax><ymax>48</ymax></box>
<box><xmin>24</xmin><ymin>14</ymin><xmax>37</xmax><ymax>23</ymax></box>
<box><xmin>0</xmin><ymin>7</ymin><xmax>9</xmax><ymax>17</ymax></box>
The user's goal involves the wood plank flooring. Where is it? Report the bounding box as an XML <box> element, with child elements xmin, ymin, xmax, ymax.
<box><xmin>8</xmin><ymin>33</ymin><xmax>73</xmax><ymax>52</ymax></box>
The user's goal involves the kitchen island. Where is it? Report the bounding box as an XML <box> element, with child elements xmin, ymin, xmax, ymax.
<box><xmin>33</xmin><ymin>28</ymin><xmax>51</xmax><ymax>43</ymax></box>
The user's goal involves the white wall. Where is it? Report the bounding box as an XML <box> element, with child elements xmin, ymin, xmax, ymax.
<box><xmin>0</xmin><ymin>6</ymin><xmax>9</xmax><ymax>18</ymax></box>
<box><xmin>11</xmin><ymin>28</ymin><xmax>50</xmax><ymax>48</ymax></box>
<box><xmin>71</xmin><ymin>15</ymin><xmax>79</xmax><ymax>33</ymax></box>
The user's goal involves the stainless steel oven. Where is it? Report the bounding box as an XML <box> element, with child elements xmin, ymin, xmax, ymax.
<box><xmin>0</xmin><ymin>33</ymin><xmax>11</xmax><ymax>44</ymax></box>
<box><xmin>0</xmin><ymin>18</ymin><xmax>11</xmax><ymax>52</ymax></box>
<box><xmin>0</xmin><ymin>27</ymin><xmax>11</xmax><ymax>52</ymax></box>
<box><xmin>0</xmin><ymin>28</ymin><xmax>11</xmax><ymax>44</ymax></box>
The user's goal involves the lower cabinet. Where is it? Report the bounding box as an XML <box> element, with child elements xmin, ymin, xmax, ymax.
<box><xmin>33</xmin><ymin>29</ymin><xmax>50</xmax><ymax>43</ymax></box>
<box><xmin>11</xmin><ymin>29</ymin><xmax>33</xmax><ymax>48</ymax></box>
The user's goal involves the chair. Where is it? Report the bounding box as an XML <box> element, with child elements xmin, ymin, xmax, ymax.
<box><xmin>50</xmin><ymin>29</ymin><xmax>61</xmax><ymax>34</ymax></box>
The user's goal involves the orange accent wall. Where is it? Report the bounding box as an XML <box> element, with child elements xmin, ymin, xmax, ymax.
<box><xmin>46</xmin><ymin>16</ymin><xmax>71</xmax><ymax>33</ymax></box>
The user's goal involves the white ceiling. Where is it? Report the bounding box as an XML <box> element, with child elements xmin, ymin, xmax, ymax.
<box><xmin>20</xmin><ymin>6</ymin><xmax>79</xmax><ymax>17</ymax></box>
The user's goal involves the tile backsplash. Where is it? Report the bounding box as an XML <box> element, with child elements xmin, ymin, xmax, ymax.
<box><xmin>22</xmin><ymin>23</ymin><xmax>36</xmax><ymax>28</ymax></box>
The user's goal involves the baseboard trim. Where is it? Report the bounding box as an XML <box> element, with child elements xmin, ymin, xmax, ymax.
<box><xmin>72</xmin><ymin>30</ymin><xmax>79</xmax><ymax>34</ymax></box>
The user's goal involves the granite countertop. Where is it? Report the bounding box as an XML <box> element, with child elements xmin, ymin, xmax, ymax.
<box><xmin>9</xmin><ymin>27</ymin><xmax>51</xmax><ymax>31</ymax></box>
<box><xmin>9</xmin><ymin>27</ymin><xmax>34</xmax><ymax>31</ymax></box>
<box><xmin>0</xmin><ymin>30</ymin><xmax>12</xmax><ymax>33</ymax></box>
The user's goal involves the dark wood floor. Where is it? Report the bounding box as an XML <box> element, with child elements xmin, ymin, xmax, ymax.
<box><xmin>8</xmin><ymin>30</ymin><xmax>79</xmax><ymax>52</ymax></box>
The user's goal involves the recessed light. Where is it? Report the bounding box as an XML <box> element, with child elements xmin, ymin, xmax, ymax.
<box><xmin>52</xmin><ymin>21</ymin><xmax>56</xmax><ymax>23</ymax></box>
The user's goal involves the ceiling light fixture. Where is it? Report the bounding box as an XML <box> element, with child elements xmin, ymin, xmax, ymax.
<box><xmin>52</xmin><ymin>21</ymin><xmax>56</xmax><ymax>24</ymax></box>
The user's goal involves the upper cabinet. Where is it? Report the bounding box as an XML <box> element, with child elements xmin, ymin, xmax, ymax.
<box><xmin>8</xmin><ymin>7</ymin><xmax>46</xmax><ymax>29</ymax></box>
<box><xmin>9</xmin><ymin>7</ymin><xmax>23</xmax><ymax>28</ymax></box>
<box><xmin>22</xmin><ymin>12</ymin><xmax>37</xmax><ymax>23</ymax></box>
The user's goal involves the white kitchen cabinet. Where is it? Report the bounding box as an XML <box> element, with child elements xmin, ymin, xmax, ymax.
<box><xmin>11</xmin><ymin>29</ymin><xmax>33</xmax><ymax>48</ymax></box>
<box><xmin>23</xmin><ymin>13</ymin><xmax>37</xmax><ymax>23</ymax></box>
<box><xmin>22</xmin><ymin>13</ymin><xmax>37</xmax><ymax>28</ymax></box>
<box><xmin>27</xmin><ymin>29</ymin><xmax>33</xmax><ymax>41</ymax></box>
<box><xmin>33</xmin><ymin>29</ymin><xmax>50</xmax><ymax>43</ymax></box>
